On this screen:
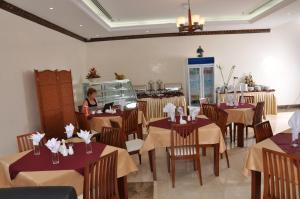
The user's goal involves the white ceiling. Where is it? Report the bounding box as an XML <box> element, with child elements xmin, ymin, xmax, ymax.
<box><xmin>4</xmin><ymin>0</ymin><xmax>300</xmax><ymax>39</ymax></box>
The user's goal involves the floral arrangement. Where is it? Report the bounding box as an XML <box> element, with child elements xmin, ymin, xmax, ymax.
<box><xmin>216</xmin><ymin>65</ymin><xmax>236</xmax><ymax>88</ymax></box>
<box><xmin>86</xmin><ymin>68</ymin><xmax>100</xmax><ymax>79</ymax></box>
<box><xmin>244</xmin><ymin>74</ymin><xmax>255</xmax><ymax>87</ymax></box>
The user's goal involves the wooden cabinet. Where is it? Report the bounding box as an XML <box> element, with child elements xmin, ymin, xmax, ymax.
<box><xmin>35</xmin><ymin>70</ymin><xmax>76</xmax><ymax>139</ymax></box>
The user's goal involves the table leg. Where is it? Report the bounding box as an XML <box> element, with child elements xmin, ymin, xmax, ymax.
<box><xmin>148</xmin><ymin>149</ymin><xmax>157</xmax><ymax>180</ymax></box>
<box><xmin>237</xmin><ymin>123</ymin><xmax>245</xmax><ymax>147</ymax></box>
<box><xmin>148</xmin><ymin>151</ymin><xmax>153</xmax><ymax>172</ymax></box>
<box><xmin>117</xmin><ymin>176</ymin><xmax>128</xmax><ymax>199</ymax></box>
<box><xmin>251</xmin><ymin>170</ymin><xmax>261</xmax><ymax>199</ymax></box>
<box><xmin>214</xmin><ymin>144</ymin><xmax>220</xmax><ymax>176</ymax></box>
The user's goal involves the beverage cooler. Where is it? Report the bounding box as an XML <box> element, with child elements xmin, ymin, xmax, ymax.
<box><xmin>186</xmin><ymin>57</ymin><xmax>215</xmax><ymax>107</ymax></box>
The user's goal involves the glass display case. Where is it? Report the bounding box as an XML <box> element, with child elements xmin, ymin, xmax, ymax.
<box><xmin>83</xmin><ymin>79</ymin><xmax>137</xmax><ymax>107</ymax></box>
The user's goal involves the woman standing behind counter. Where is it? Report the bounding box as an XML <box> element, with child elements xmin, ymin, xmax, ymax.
<box><xmin>82</xmin><ymin>88</ymin><xmax>98</xmax><ymax>112</ymax></box>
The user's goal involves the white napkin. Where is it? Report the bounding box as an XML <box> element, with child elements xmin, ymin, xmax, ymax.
<box><xmin>59</xmin><ymin>139</ymin><xmax>68</xmax><ymax>157</ymax></box>
<box><xmin>77</xmin><ymin>130</ymin><xmax>94</xmax><ymax>144</ymax></box>
<box><xmin>96</xmin><ymin>110</ymin><xmax>102</xmax><ymax>114</ymax></box>
<box><xmin>64</xmin><ymin>123</ymin><xmax>75</xmax><ymax>139</ymax></box>
<box><xmin>45</xmin><ymin>138</ymin><xmax>61</xmax><ymax>153</ymax></box>
<box><xmin>288</xmin><ymin>111</ymin><xmax>300</xmax><ymax>141</ymax></box>
<box><xmin>163</xmin><ymin>103</ymin><xmax>176</xmax><ymax>113</ymax></box>
<box><xmin>105</xmin><ymin>108</ymin><xmax>116</xmax><ymax>114</ymax></box>
<box><xmin>179</xmin><ymin>115</ymin><xmax>187</xmax><ymax>124</ymax></box>
<box><xmin>188</xmin><ymin>106</ymin><xmax>200</xmax><ymax>120</ymax></box>
<box><xmin>177</xmin><ymin>107</ymin><xmax>184</xmax><ymax>116</ymax></box>
<box><xmin>30</xmin><ymin>132</ymin><xmax>45</xmax><ymax>146</ymax></box>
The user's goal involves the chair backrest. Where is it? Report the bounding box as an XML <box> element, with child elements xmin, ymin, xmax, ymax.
<box><xmin>239</xmin><ymin>96</ymin><xmax>254</xmax><ymax>103</ymax></box>
<box><xmin>16</xmin><ymin>133</ymin><xmax>46</xmax><ymax>152</ymax></box>
<box><xmin>121</xmin><ymin>108</ymin><xmax>139</xmax><ymax>139</ymax></box>
<box><xmin>170</xmin><ymin>123</ymin><xmax>200</xmax><ymax>157</ymax></box>
<box><xmin>199</xmin><ymin>97</ymin><xmax>209</xmax><ymax>105</ymax></box>
<box><xmin>110</xmin><ymin>120</ymin><xmax>121</xmax><ymax>128</ymax></box>
<box><xmin>137</xmin><ymin>100</ymin><xmax>148</xmax><ymax>121</ymax></box>
<box><xmin>75</xmin><ymin>111</ymin><xmax>91</xmax><ymax>131</ymax></box>
<box><xmin>254</xmin><ymin>121</ymin><xmax>273</xmax><ymax>143</ymax></box>
<box><xmin>84</xmin><ymin>151</ymin><xmax>119</xmax><ymax>199</ymax></box>
<box><xmin>202</xmin><ymin>104</ymin><xmax>218</xmax><ymax>122</ymax></box>
<box><xmin>216</xmin><ymin>110</ymin><xmax>229</xmax><ymax>137</ymax></box>
<box><xmin>95</xmin><ymin>127</ymin><xmax>125</xmax><ymax>149</ymax></box>
<box><xmin>253</xmin><ymin>101</ymin><xmax>265</xmax><ymax>125</ymax></box>
<box><xmin>262</xmin><ymin>148</ymin><xmax>300</xmax><ymax>199</ymax></box>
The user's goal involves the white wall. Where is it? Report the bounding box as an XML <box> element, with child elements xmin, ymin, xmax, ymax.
<box><xmin>0</xmin><ymin>10</ymin><xmax>87</xmax><ymax>155</ymax></box>
<box><xmin>86</xmin><ymin>20</ymin><xmax>300</xmax><ymax>106</ymax></box>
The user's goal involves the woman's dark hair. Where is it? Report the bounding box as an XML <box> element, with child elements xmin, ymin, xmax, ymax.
<box><xmin>87</xmin><ymin>88</ymin><xmax>97</xmax><ymax>97</ymax></box>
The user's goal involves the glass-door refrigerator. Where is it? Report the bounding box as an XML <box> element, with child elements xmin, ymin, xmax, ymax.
<box><xmin>186</xmin><ymin>57</ymin><xmax>215</xmax><ymax>107</ymax></box>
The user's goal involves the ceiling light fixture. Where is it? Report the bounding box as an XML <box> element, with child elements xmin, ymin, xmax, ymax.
<box><xmin>176</xmin><ymin>0</ymin><xmax>205</xmax><ymax>32</ymax></box>
<box><xmin>79</xmin><ymin>24</ymin><xmax>83</xmax><ymax>27</ymax></box>
<box><xmin>49</xmin><ymin>7</ymin><xmax>54</xmax><ymax>10</ymax></box>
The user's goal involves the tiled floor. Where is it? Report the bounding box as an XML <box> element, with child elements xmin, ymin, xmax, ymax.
<box><xmin>128</xmin><ymin>112</ymin><xmax>295</xmax><ymax>199</ymax></box>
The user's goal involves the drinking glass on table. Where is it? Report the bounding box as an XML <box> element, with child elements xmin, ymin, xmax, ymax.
<box><xmin>33</xmin><ymin>145</ymin><xmax>40</xmax><ymax>156</ymax></box>
<box><xmin>52</xmin><ymin>152</ymin><xmax>59</xmax><ymax>164</ymax></box>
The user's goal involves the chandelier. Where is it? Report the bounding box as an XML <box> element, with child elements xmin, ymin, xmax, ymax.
<box><xmin>176</xmin><ymin>0</ymin><xmax>205</xmax><ymax>32</ymax></box>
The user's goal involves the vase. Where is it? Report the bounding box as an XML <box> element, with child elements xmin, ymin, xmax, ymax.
<box><xmin>52</xmin><ymin>152</ymin><xmax>59</xmax><ymax>165</ymax></box>
<box><xmin>86</xmin><ymin>143</ymin><xmax>93</xmax><ymax>154</ymax></box>
<box><xmin>33</xmin><ymin>145</ymin><xmax>40</xmax><ymax>156</ymax></box>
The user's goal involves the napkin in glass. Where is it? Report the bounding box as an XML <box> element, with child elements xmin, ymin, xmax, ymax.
<box><xmin>64</xmin><ymin>123</ymin><xmax>75</xmax><ymax>138</ymax></box>
<box><xmin>45</xmin><ymin>138</ymin><xmax>61</xmax><ymax>153</ymax></box>
<box><xmin>30</xmin><ymin>132</ymin><xmax>45</xmax><ymax>146</ymax></box>
<box><xmin>77</xmin><ymin>130</ymin><xmax>94</xmax><ymax>144</ymax></box>
<box><xmin>288</xmin><ymin>111</ymin><xmax>300</xmax><ymax>142</ymax></box>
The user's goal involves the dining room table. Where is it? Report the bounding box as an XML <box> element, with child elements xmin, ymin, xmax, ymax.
<box><xmin>217</xmin><ymin>103</ymin><xmax>255</xmax><ymax>147</ymax></box>
<box><xmin>243</xmin><ymin>129</ymin><xmax>293</xmax><ymax>199</ymax></box>
<box><xmin>88</xmin><ymin>110</ymin><xmax>147</xmax><ymax>133</ymax></box>
<box><xmin>139</xmin><ymin>115</ymin><xmax>226</xmax><ymax>180</ymax></box>
<box><xmin>0</xmin><ymin>139</ymin><xmax>138</xmax><ymax>199</ymax></box>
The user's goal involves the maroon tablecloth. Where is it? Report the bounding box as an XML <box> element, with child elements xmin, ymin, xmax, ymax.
<box><xmin>218</xmin><ymin>103</ymin><xmax>255</xmax><ymax>110</ymax></box>
<box><xmin>149</xmin><ymin>116</ymin><xmax>212</xmax><ymax>130</ymax></box>
<box><xmin>270</xmin><ymin>133</ymin><xmax>300</xmax><ymax>156</ymax></box>
<box><xmin>9</xmin><ymin>142</ymin><xmax>106</xmax><ymax>180</ymax></box>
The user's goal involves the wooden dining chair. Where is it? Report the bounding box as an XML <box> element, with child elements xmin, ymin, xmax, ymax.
<box><xmin>216</xmin><ymin>110</ymin><xmax>230</xmax><ymax>168</ymax></box>
<box><xmin>16</xmin><ymin>132</ymin><xmax>46</xmax><ymax>152</ymax></box>
<box><xmin>137</xmin><ymin>100</ymin><xmax>148</xmax><ymax>134</ymax></box>
<box><xmin>110</xmin><ymin>108</ymin><xmax>144</xmax><ymax>164</ymax></box>
<box><xmin>262</xmin><ymin>148</ymin><xmax>300</xmax><ymax>199</ymax></box>
<box><xmin>75</xmin><ymin>111</ymin><xmax>91</xmax><ymax>131</ymax></box>
<box><xmin>137</xmin><ymin>100</ymin><xmax>148</xmax><ymax>122</ymax></box>
<box><xmin>95</xmin><ymin>127</ymin><xmax>126</xmax><ymax>149</ymax></box>
<box><xmin>246</xmin><ymin>101</ymin><xmax>265</xmax><ymax>138</ymax></box>
<box><xmin>167</xmin><ymin>123</ymin><xmax>202</xmax><ymax>188</ymax></box>
<box><xmin>202</xmin><ymin>104</ymin><xmax>218</xmax><ymax>122</ymax></box>
<box><xmin>254</xmin><ymin>121</ymin><xmax>273</xmax><ymax>143</ymax></box>
<box><xmin>239</xmin><ymin>95</ymin><xmax>254</xmax><ymax>103</ymax></box>
<box><xmin>83</xmin><ymin>151</ymin><xmax>119</xmax><ymax>199</ymax></box>
<box><xmin>202</xmin><ymin>103</ymin><xmax>218</xmax><ymax>155</ymax></box>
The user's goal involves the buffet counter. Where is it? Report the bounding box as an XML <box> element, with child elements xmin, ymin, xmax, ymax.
<box><xmin>138</xmin><ymin>96</ymin><xmax>187</xmax><ymax>119</ymax></box>
<box><xmin>218</xmin><ymin>91</ymin><xmax>277</xmax><ymax>115</ymax></box>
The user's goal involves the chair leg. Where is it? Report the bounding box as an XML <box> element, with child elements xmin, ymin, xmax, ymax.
<box><xmin>233</xmin><ymin>125</ymin><xmax>236</xmax><ymax>143</ymax></box>
<box><xmin>167</xmin><ymin>152</ymin><xmax>170</xmax><ymax>173</ymax></box>
<box><xmin>224</xmin><ymin>150</ymin><xmax>230</xmax><ymax>168</ymax></box>
<box><xmin>138</xmin><ymin>154</ymin><xmax>142</xmax><ymax>165</ymax></box>
<box><xmin>246</xmin><ymin>126</ymin><xmax>248</xmax><ymax>139</ymax></box>
<box><xmin>228</xmin><ymin>125</ymin><xmax>233</xmax><ymax>143</ymax></box>
<box><xmin>220</xmin><ymin>153</ymin><xmax>223</xmax><ymax>159</ymax></box>
<box><xmin>202</xmin><ymin>147</ymin><xmax>206</xmax><ymax>156</ymax></box>
<box><xmin>171</xmin><ymin>159</ymin><xmax>176</xmax><ymax>188</ymax></box>
<box><xmin>196</xmin><ymin>157</ymin><xmax>203</xmax><ymax>186</ymax></box>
